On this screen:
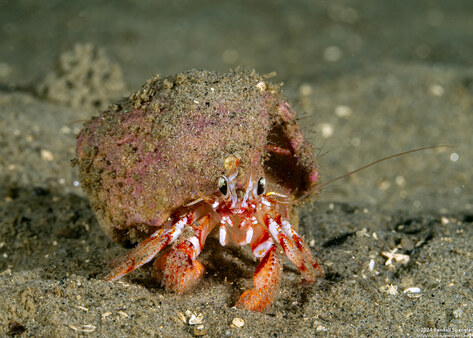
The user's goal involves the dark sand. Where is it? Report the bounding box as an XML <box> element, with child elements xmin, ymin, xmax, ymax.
<box><xmin>0</xmin><ymin>1</ymin><xmax>472</xmax><ymax>336</ymax></box>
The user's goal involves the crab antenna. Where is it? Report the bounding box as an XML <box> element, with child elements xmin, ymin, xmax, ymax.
<box><xmin>285</xmin><ymin>145</ymin><xmax>452</xmax><ymax>205</ymax></box>
<box><xmin>266</xmin><ymin>191</ymin><xmax>289</xmax><ymax>199</ymax></box>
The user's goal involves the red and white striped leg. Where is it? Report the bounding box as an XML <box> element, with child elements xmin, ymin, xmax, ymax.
<box><xmin>280</xmin><ymin>217</ymin><xmax>323</xmax><ymax>280</ymax></box>
<box><xmin>263</xmin><ymin>213</ymin><xmax>323</xmax><ymax>283</ymax></box>
<box><xmin>104</xmin><ymin>214</ymin><xmax>196</xmax><ymax>281</ymax></box>
<box><xmin>235</xmin><ymin>232</ymin><xmax>282</xmax><ymax>312</ymax></box>
<box><xmin>153</xmin><ymin>214</ymin><xmax>215</xmax><ymax>293</ymax></box>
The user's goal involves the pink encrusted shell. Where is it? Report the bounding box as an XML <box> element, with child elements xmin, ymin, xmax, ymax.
<box><xmin>76</xmin><ymin>69</ymin><xmax>318</xmax><ymax>244</ymax></box>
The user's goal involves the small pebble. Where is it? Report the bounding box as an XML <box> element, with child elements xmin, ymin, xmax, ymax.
<box><xmin>41</xmin><ymin>149</ymin><xmax>54</xmax><ymax>161</ymax></box>
<box><xmin>403</xmin><ymin>287</ymin><xmax>422</xmax><ymax>298</ymax></box>
<box><xmin>334</xmin><ymin>105</ymin><xmax>352</xmax><ymax>118</ymax></box>
<box><xmin>380</xmin><ymin>284</ymin><xmax>398</xmax><ymax>295</ymax></box>
<box><xmin>450</xmin><ymin>152</ymin><xmax>459</xmax><ymax>162</ymax></box>
<box><xmin>101</xmin><ymin>312</ymin><xmax>112</xmax><ymax>319</ymax></box>
<box><xmin>117</xmin><ymin>311</ymin><xmax>128</xmax><ymax>318</ymax></box>
<box><xmin>441</xmin><ymin>216</ymin><xmax>450</xmax><ymax>225</ymax></box>
<box><xmin>316</xmin><ymin>123</ymin><xmax>334</xmax><ymax>138</ymax></box>
<box><xmin>316</xmin><ymin>325</ymin><xmax>328</xmax><ymax>332</ymax></box>
<box><xmin>453</xmin><ymin>308</ymin><xmax>463</xmax><ymax>319</ymax></box>
<box><xmin>429</xmin><ymin>84</ymin><xmax>444</xmax><ymax>96</ymax></box>
<box><xmin>193</xmin><ymin>325</ymin><xmax>208</xmax><ymax>336</ymax></box>
<box><xmin>232</xmin><ymin>317</ymin><xmax>245</xmax><ymax>328</ymax></box>
<box><xmin>368</xmin><ymin>259</ymin><xmax>375</xmax><ymax>271</ymax></box>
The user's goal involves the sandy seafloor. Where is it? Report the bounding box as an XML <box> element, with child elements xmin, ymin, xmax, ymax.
<box><xmin>0</xmin><ymin>1</ymin><xmax>472</xmax><ymax>337</ymax></box>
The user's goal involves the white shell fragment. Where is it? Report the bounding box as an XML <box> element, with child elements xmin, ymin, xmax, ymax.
<box><xmin>368</xmin><ymin>259</ymin><xmax>375</xmax><ymax>271</ymax></box>
<box><xmin>187</xmin><ymin>311</ymin><xmax>204</xmax><ymax>325</ymax></box>
<box><xmin>381</xmin><ymin>248</ymin><xmax>410</xmax><ymax>266</ymax></box>
<box><xmin>68</xmin><ymin>324</ymin><xmax>96</xmax><ymax>333</ymax></box>
<box><xmin>379</xmin><ymin>284</ymin><xmax>398</xmax><ymax>295</ymax></box>
<box><xmin>404</xmin><ymin>287</ymin><xmax>422</xmax><ymax>298</ymax></box>
<box><xmin>232</xmin><ymin>317</ymin><xmax>245</xmax><ymax>328</ymax></box>
<box><xmin>256</xmin><ymin>81</ymin><xmax>267</xmax><ymax>91</ymax></box>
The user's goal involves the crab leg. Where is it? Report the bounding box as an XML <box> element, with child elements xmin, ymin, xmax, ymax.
<box><xmin>263</xmin><ymin>213</ymin><xmax>323</xmax><ymax>282</ymax></box>
<box><xmin>265</xmin><ymin>144</ymin><xmax>292</xmax><ymax>156</ymax></box>
<box><xmin>235</xmin><ymin>231</ymin><xmax>282</xmax><ymax>312</ymax></box>
<box><xmin>104</xmin><ymin>214</ymin><xmax>195</xmax><ymax>281</ymax></box>
<box><xmin>280</xmin><ymin>219</ymin><xmax>323</xmax><ymax>279</ymax></box>
<box><xmin>153</xmin><ymin>214</ymin><xmax>217</xmax><ymax>293</ymax></box>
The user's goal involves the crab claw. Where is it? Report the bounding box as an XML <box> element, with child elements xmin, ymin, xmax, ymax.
<box><xmin>152</xmin><ymin>214</ymin><xmax>214</xmax><ymax>293</ymax></box>
<box><xmin>153</xmin><ymin>243</ymin><xmax>206</xmax><ymax>293</ymax></box>
<box><xmin>233</xmin><ymin>207</ymin><xmax>322</xmax><ymax>312</ymax></box>
<box><xmin>235</xmin><ymin>245</ymin><xmax>282</xmax><ymax>312</ymax></box>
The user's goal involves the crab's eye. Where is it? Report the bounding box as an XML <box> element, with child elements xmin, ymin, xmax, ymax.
<box><xmin>256</xmin><ymin>177</ymin><xmax>266</xmax><ymax>195</ymax></box>
<box><xmin>218</xmin><ymin>176</ymin><xmax>228</xmax><ymax>196</ymax></box>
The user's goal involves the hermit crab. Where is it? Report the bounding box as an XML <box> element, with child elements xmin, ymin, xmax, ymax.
<box><xmin>76</xmin><ymin>69</ymin><xmax>323</xmax><ymax>311</ymax></box>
